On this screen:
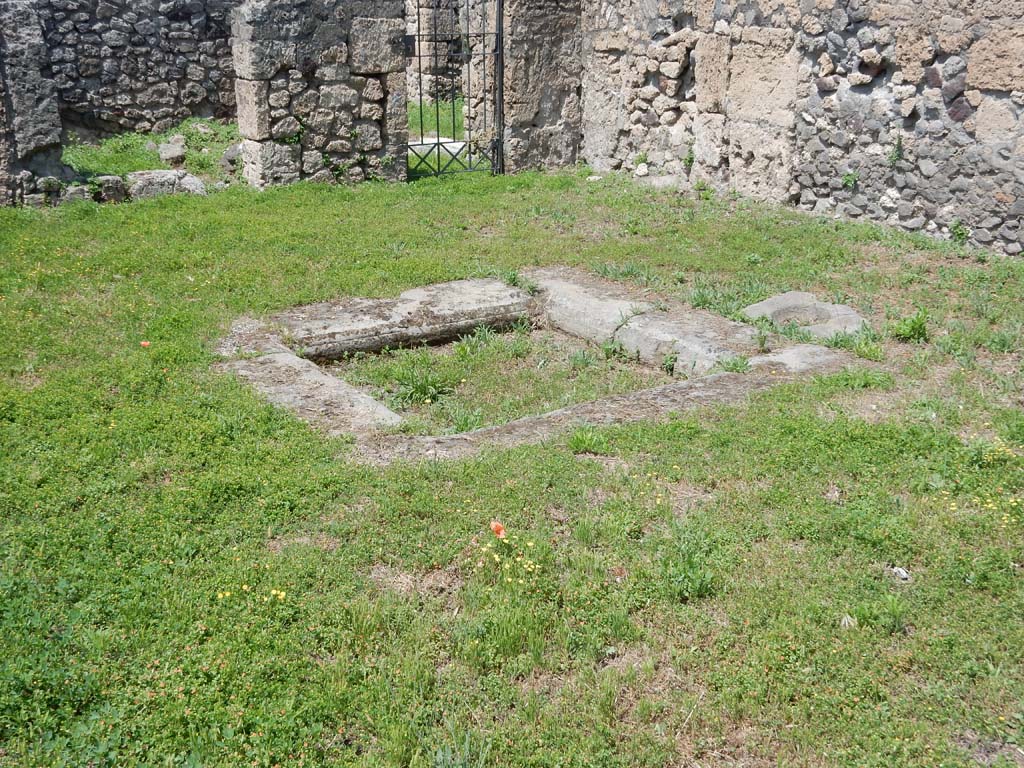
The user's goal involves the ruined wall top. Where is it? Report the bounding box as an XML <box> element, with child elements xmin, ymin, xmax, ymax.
<box><xmin>232</xmin><ymin>0</ymin><xmax>408</xmax><ymax>187</ymax></box>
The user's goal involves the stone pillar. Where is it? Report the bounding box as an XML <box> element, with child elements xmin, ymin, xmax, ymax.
<box><xmin>232</xmin><ymin>0</ymin><xmax>407</xmax><ymax>187</ymax></box>
<box><xmin>0</xmin><ymin>0</ymin><xmax>66</xmax><ymax>204</ymax></box>
<box><xmin>0</xmin><ymin>58</ymin><xmax>12</xmax><ymax>205</ymax></box>
<box><xmin>463</xmin><ymin>0</ymin><xmax>497</xmax><ymax>150</ymax></box>
<box><xmin>499</xmin><ymin>0</ymin><xmax>583</xmax><ymax>172</ymax></box>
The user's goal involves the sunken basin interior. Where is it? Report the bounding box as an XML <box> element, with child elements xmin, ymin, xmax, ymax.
<box><xmin>326</xmin><ymin>325</ymin><xmax>676</xmax><ymax>436</ymax></box>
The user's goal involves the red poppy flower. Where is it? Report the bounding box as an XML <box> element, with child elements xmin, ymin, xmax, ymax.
<box><xmin>490</xmin><ymin>520</ymin><xmax>506</xmax><ymax>539</ymax></box>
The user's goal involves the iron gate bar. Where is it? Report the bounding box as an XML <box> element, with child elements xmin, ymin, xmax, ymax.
<box><xmin>494</xmin><ymin>0</ymin><xmax>505</xmax><ymax>174</ymax></box>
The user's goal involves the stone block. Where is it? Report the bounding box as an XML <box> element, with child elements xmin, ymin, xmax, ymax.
<box><xmin>726</xmin><ymin>29</ymin><xmax>799</xmax><ymax>128</ymax></box>
<box><xmin>126</xmin><ymin>170</ymin><xmax>207</xmax><ymax>199</ymax></box>
<box><xmin>95</xmin><ymin>175</ymin><xmax>127</xmax><ymax>203</ymax></box>
<box><xmin>61</xmin><ymin>185</ymin><xmax>93</xmax><ymax>204</ymax></box>
<box><xmin>531</xmin><ymin>274</ymin><xmax>652</xmax><ymax>345</ymax></box>
<box><xmin>967</xmin><ymin>31</ymin><xmax>1024</xmax><ymax>92</ymax></box>
<box><xmin>695</xmin><ymin>34</ymin><xmax>730</xmax><ymax>113</ymax></box>
<box><xmin>158</xmin><ymin>136</ymin><xmax>187</xmax><ymax>166</ymax></box>
<box><xmin>354</xmin><ymin>122</ymin><xmax>383</xmax><ymax>151</ymax></box>
<box><xmin>271</xmin><ymin>116</ymin><xmax>301</xmax><ymax>139</ymax></box>
<box><xmin>221</xmin><ymin>352</ymin><xmax>402</xmax><ymax>435</ymax></box>
<box><xmin>614</xmin><ymin>311</ymin><xmax>757</xmax><ymax>375</ymax></box>
<box><xmin>693</xmin><ymin>112</ymin><xmax>726</xmax><ymax>168</ymax></box>
<box><xmin>273</xmin><ymin>279</ymin><xmax>537</xmax><ymax>359</ymax></box>
<box><xmin>975</xmin><ymin>97</ymin><xmax>1019</xmax><ymax>143</ymax></box>
<box><xmin>349</xmin><ymin>18</ymin><xmax>406</xmax><ymax>74</ymax></box>
<box><xmin>319</xmin><ymin>83</ymin><xmax>359</xmax><ymax>109</ymax></box>
<box><xmin>233</xmin><ymin>39</ymin><xmax>296</xmax><ymax>80</ymax></box>
<box><xmin>240</xmin><ymin>140</ymin><xmax>301</xmax><ymax>188</ymax></box>
<box><xmin>235</xmin><ymin>79</ymin><xmax>271</xmax><ymax>141</ymax></box>
<box><xmin>727</xmin><ymin>121</ymin><xmax>795</xmax><ymax>202</ymax></box>
<box><xmin>742</xmin><ymin>292</ymin><xmax>865</xmax><ymax>338</ymax></box>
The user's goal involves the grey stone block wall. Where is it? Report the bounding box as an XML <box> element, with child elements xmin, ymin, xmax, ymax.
<box><xmin>232</xmin><ymin>0</ymin><xmax>407</xmax><ymax>186</ymax></box>
<box><xmin>0</xmin><ymin>0</ymin><xmax>66</xmax><ymax>204</ymax></box>
<box><xmin>34</xmin><ymin>0</ymin><xmax>241</xmax><ymax>135</ymax></box>
<box><xmin>572</xmin><ymin>0</ymin><xmax>1024</xmax><ymax>254</ymax></box>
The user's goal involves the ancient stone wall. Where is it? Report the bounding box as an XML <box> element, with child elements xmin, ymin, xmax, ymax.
<box><xmin>574</xmin><ymin>0</ymin><xmax>1024</xmax><ymax>253</ymax></box>
<box><xmin>2</xmin><ymin>0</ymin><xmax>1021</xmax><ymax>252</ymax></box>
<box><xmin>0</xmin><ymin>71</ymin><xmax>9</xmax><ymax>203</ymax></box>
<box><xmin>0</xmin><ymin>0</ymin><xmax>65</xmax><ymax>204</ymax></box>
<box><xmin>232</xmin><ymin>0</ymin><xmax>407</xmax><ymax>187</ymax></box>
<box><xmin>33</xmin><ymin>0</ymin><xmax>240</xmax><ymax>135</ymax></box>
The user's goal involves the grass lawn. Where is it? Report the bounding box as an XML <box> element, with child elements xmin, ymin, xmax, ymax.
<box><xmin>408</xmin><ymin>99</ymin><xmax>466</xmax><ymax>142</ymax></box>
<box><xmin>62</xmin><ymin>119</ymin><xmax>241</xmax><ymax>181</ymax></box>
<box><xmin>331</xmin><ymin>325</ymin><xmax>673</xmax><ymax>435</ymax></box>
<box><xmin>1</xmin><ymin>171</ymin><xmax>1022</xmax><ymax>767</ymax></box>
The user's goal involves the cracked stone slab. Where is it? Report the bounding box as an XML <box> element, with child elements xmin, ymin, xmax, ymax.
<box><xmin>217</xmin><ymin>351</ymin><xmax>401</xmax><ymax>434</ymax></box>
<box><xmin>750</xmin><ymin>343</ymin><xmax>848</xmax><ymax>373</ymax></box>
<box><xmin>742</xmin><ymin>291</ymin><xmax>865</xmax><ymax>338</ymax></box>
<box><xmin>353</xmin><ymin>344</ymin><xmax>850</xmax><ymax>464</ymax></box>
<box><xmin>614</xmin><ymin>310</ymin><xmax>758</xmax><ymax>375</ymax></box>
<box><xmin>528</xmin><ymin>267</ymin><xmax>758</xmax><ymax>372</ymax></box>
<box><xmin>528</xmin><ymin>268</ymin><xmax>652</xmax><ymax>343</ymax></box>
<box><xmin>216</xmin><ymin>317</ymin><xmax>292</xmax><ymax>357</ymax></box>
<box><xmin>272</xmin><ymin>279</ymin><xmax>537</xmax><ymax>360</ymax></box>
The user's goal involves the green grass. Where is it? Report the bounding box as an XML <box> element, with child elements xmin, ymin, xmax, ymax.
<box><xmin>62</xmin><ymin>118</ymin><xmax>240</xmax><ymax>181</ymax></box>
<box><xmin>1</xmin><ymin>171</ymin><xmax>1023</xmax><ymax>766</ymax></box>
<box><xmin>333</xmin><ymin>324</ymin><xmax>670</xmax><ymax>434</ymax></box>
<box><xmin>408</xmin><ymin>98</ymin><xmax>465</xmax><ymax>141</ymax></box>
<box><xmin>407</xmin><ymin>99</ymin><xmax>480</xmax><ymax>179</ymax></box>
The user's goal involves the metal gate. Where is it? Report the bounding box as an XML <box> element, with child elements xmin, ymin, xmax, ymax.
<box><xmin>404</xmin><ymin>0</ymin><xmax>504</xmax><ymax>177</ymax></box>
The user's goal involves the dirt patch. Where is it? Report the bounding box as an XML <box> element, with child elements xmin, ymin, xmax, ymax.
<box><xmin>10</xmin><ymin>371</ymin><xmax>44</xmax><ymax>390</ymax></box>
<box><xmin>677</xmin><ymin>724</ymin><xmax>777</xmax><ymax>768</ymax></box>
<box><xmin>585</xmin><ymin>483</ymin><xmax>618</xmax><ymax>509</ymax></box>
<box><xmin>821</xmin><ymin>357</ymin><xmax>957</xmax><ymax>425</ymax></box>
<box><xmin>669</xmin><ymin>480</ymin><xmax>713</xmax><ymax>518</ymax></box>
<box><xmin>957</xmin><ymin>730</ymin><xmax>1024</xmax><ymax>767</ymax></box>
<box><xmin>368</xmin><ymin>563</ymin><xmax>463</xmax><ymax>600</ymax></box>
<box><xmin>577</xmin><ymin>453</ymin><xmax>634</xmax><ymax>473</ymax></box>
<box><xmin>266</xmin><ymin>533</ymin><xmax>340</xmax><ymax>554</ymax></box>
<box><xmin>519</xmin><ymin>669</ymin><xmax>571</xmax><ymax>698</ymax></box>
<box><xmin>823</xmin><ymin>481</ymin><xmax>844</xmax><ymax>504</ymax></box>
<box><xmin>600</xmin><ymin>645</ymin><xmax>651</xmax><ymax>673</ymax></box>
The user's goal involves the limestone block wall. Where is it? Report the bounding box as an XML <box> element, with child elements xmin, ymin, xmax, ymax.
<box><xmin>232</xmin><ymin>0</ymin><xmax>407</xmax><ymax>187</ymax></box>
<box><xmin>574</xmin><ymin>0</ymin><xmax>1024</xmax><ymax>253</ymax></box>
<box><xmin>33</xmin><ymin>0</ymin><xmax>241</xmax><ymax>135</ymax></box>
